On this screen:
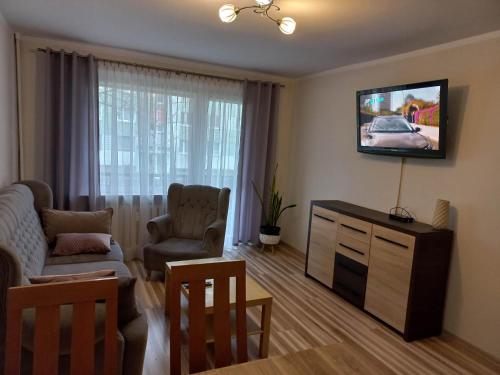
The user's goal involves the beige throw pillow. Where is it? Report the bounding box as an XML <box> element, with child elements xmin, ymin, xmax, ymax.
<box><xmin>29</xmin><ymin>269</ymin><xmax>116</xmax><ymax>284</ymax></box>
<box><xmin>52</xmin><ymin>233</ymin><xmax>112</xmax><ymax>256</ymax></box>
<box><xmin>41</xmin><ymin>207</ymin><xmax>113</xmax><ymax>244</ymax></box>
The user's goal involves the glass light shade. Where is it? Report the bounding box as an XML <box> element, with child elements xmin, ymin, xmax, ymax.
<box><xmin>279</xmin><ymin>17</ymin><xmax>296</xmax><ymax>35</ymax></box>
<box><xmin>255</xmin><ymin>0</ymin><xmax>273</xmax><ymax>6</ymax></box>
<box><xmin>219</xmin><ymin>4</ymin><xmax>238</xmax><ymax>23</ymax></box>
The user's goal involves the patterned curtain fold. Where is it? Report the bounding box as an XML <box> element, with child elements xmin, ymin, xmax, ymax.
<box><xmin>233</xmin><ymin>81</ymin><xmax>281</xmax><ymax>245</ymax></box>
<box><xmin>34</xmin><ymin>49</ymin><xmax>100</xmax><ymax>211</ymax></box>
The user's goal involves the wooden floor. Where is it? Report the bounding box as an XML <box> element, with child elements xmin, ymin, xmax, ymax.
<box><xmin>128</xmin><ymin>244</ymin><xmax>500</xmax><ymax>375</ymax></box>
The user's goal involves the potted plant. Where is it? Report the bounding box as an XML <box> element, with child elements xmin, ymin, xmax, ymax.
<box><xmin>252</xmin><ymin>166</ymin><xmax>296</xmax><ymax>247</ymax></box>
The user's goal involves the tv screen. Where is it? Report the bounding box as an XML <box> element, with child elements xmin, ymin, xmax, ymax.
<box><xmin>357</xmin><ymin>79</ymin><xmax>448</xmax><ymax>158</ymax></box>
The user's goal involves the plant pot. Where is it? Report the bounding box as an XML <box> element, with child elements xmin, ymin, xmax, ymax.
<box><xmin>259</xmin><ymin>226</ymin><xmax>281</xmax><ymax>245</ymax></box>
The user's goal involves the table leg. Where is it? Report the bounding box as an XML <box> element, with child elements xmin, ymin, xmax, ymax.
<box><xmin>165</xmin><ymin>271</ymin><xmax>170</xmax><ymax>316</ymax></box>
<box><xmin>259</xmin><ymin>300</ymin><xmax>272</xmax><ymax>358</ymax></box>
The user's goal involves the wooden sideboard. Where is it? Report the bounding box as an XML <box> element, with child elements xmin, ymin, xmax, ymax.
<box><xmin>305</xmin><ymin>200</ymin><xmax>453</xmax><ymax>341</ymax></box>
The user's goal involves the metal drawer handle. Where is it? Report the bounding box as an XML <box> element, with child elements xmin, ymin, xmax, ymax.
<box><xmin>340</xmin><ymin>223</ymin><xmax>367</xmax><ymax>235</ymax></box>
<box><xmin>339</xmin><ymin>243</ymin><xmax>365</xmax><ymax>256</ymax></box>
<box><xmin>313</xmin><ymin>213</ymin><xmax>335</xmax><ymax>223</ymax></box>
<box><xmin>375</xmin><ymin>235</ymin><xmax>408</xmax><ymax>249</ymax></box>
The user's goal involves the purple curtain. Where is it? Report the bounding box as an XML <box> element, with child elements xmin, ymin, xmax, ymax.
<box><xmin>34</xmin><ymin>49</ymin><xmax>100</xmax><ymax>211</ymax></box>
<box><xmin>233</xmin><ymin>81</ymin><xmax>280</xmax><ymax>245</ymax></box>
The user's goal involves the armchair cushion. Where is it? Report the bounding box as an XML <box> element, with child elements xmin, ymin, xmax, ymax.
<box><xmin>143</xmin><ymin>238</ymin><xmax>209</xmax><ymax>272</ymax></box>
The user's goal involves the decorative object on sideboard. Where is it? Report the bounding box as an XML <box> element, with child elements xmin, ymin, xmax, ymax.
<box><xmin>389</xmin><ymin>206</ymin><xmax>415</xmax><ymax>223</ymax></box>
<box><xmin>432</xmin><ymin>199</ymin><xmax>450</xmax><ymax>229</ymax></box>
<box><xmin>219</xmin><ymin>0</ymin><xmax>296</xmax><ymax>35</ymax></box>
<box><xmin>252</xmin><ymin>166</ymin><xmax>296</xmax><ymax>253</ymax></box>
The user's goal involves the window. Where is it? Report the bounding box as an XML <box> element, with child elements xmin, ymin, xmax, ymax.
<box><xmin>98</xmin><ymin>61</ymin><xmax>243</xmax><ymax>244</ymax></box>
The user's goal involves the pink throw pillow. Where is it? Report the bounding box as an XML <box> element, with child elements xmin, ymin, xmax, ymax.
<box><xmin>52</xmin><ymin>233</ymin><xmax>112</xmax><ymax>256</ymax></box>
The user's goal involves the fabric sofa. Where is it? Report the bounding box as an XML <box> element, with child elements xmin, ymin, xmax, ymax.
<box><xmin>143</xmin><ymin>183</ymin><xmax>230</xmax><ymax>278</ymax></box>
<box><xmin>0</xmin><ymin>181</ymin><xmax>148</xmax><ymax>375</ymax></box>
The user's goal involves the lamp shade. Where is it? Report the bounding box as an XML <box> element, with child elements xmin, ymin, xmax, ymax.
<box><xmin>255</xmin><ymin>0</ymin><xmax>273</xmax><ymax>5</ymax></box>
<box><xmin>279</xmin><ymin>17</ymin><xmax>296</xmax><ymax>35</ymax></box>
<box><xmin>219</xmin><ymin>4</ymin><xmax>238</xmax><ymax>23</ymax></box>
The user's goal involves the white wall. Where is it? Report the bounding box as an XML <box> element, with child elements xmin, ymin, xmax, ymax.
<box><xmin>18</xmin><ymin>35</ymin><xmax>295</xmax><ymax>190</ymax></box>
<box><xmin>0</xmin><ymin>13</ymin><xmax>17</xmax><ymax>187</ymax></box>
<box><xmin>283</xmin><ymin>33</ymin><xmax>500</xmax><ymax>359</ymax></box>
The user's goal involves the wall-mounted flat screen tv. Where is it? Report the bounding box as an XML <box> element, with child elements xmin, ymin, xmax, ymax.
<box><xmin>357</xmin><ymin>79</ymin><xmax>448</xmax><ymax>158</ymax></box>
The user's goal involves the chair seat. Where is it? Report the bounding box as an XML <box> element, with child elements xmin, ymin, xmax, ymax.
<box><xmin>143</xmin><ymin>238</ymin><xmax>210</xmax><ymax>272</ymax></box>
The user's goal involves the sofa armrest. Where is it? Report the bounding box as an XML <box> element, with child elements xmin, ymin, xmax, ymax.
<box><xmin>146</xmin><ymin>214</ymin><xmax>174</xmax><ymax>244</ymax></box>
<box><xmin>202</xmin><ymin>219</ymin><xmax>227</xmax><ymax>258</ymax></box>
<box><xmin>121</xmin><ymin>314</ymin><xmax>148</xmax><ymax>375</ymax></box>
<box><xmin>0</xmin><ymin>246</ymin><xmax>23</xmax><ymax>365</ymax></box>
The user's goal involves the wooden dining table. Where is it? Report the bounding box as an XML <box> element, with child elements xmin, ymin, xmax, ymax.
<box><xmin>196</xmin><ymin>338</ymin><xmax>393</xmax><ymax>374</ymax></box>
<box><xmin>164</xmin><ymin>257</ymin><xmax>274</xmax><ymax>358</ymax></box>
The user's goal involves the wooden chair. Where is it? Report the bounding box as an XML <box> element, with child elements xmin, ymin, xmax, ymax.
<box><xmin>169</xmin><ymin>259</ymin><xmax>248</xmax><ymax>375</ymax></box>
<box><xmin>4</xmin><ymin>277</ymin><xmax>118</xmax><ymax>375</ymax></box>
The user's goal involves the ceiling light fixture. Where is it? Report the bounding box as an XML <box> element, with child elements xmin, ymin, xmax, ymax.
<box><xmin>218</xmin><ymin>0</ymin><xmax>296</xmax><ymax>35</ymax></box>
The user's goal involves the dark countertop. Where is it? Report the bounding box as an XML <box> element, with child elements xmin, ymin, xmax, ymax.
<box><xmin>311</xmin><ymin>200</ymin><xmax>451</xmax><ymax>236</ymax></box>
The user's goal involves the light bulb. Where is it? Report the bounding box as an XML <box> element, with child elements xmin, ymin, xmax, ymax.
<box><xmin>279</xmin><ymin>17</ymin><xmax>296</xmax><ymax>35</ymax></box>
<box><xmin>219</xmin><ymin>4</ymin><xmax>238</xmax><ymax>23</ymax></box>
<box><xmin>255</xmin><ymin>0</ymin><xmax>273</xmax><ymax>6</ymax></box>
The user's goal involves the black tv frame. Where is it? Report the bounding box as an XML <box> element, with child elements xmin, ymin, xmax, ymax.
<box><xmin>356</xmin><ymin>79</ymin><xmax>448</xmax><ymax>159</ymax></box>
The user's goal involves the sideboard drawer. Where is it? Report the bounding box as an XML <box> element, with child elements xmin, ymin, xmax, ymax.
<box><xmin>338</xmin><ymin>214</ymin><xmax>372</xmax><ymax>244</ymax></box>
<box><xmin>372</xmin><ymin>225</ymin><xmax>415</xmax><ymax>251</ymax></box>
<box><xmin>333</xmin><ymin>253</ymin><xmax>368</xmax><ymax>308</ymax></box>
<box><xmin>335</xmin><ymin>232</ymin><xmax>370</xmax><ymax>266</ymax></box>
<box><xmin>312</xmin><ymin>205</ymin><xmax>339</xmax><ymax>223</ymax></box>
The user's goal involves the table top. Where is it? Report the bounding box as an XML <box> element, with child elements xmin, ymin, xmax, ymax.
<box><xmin>167</xmin><ymin>257</ymin><xmax>273</xmax><ymax>312</ymax></box>
<box><xmin>196</xmin><ymin>339</ymin><xmax>391</xmax><ymax>374</ymax></box>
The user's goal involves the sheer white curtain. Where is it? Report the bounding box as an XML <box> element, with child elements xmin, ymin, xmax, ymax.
<box><xmin>98</xmin><ymin>61</ymin><xmax>243</xmax><ymax>259</ymax></box>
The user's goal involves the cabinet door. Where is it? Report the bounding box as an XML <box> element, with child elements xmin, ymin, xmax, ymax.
<box><xmin>306</xmin><ymin>206</ymin><xmax>338</xmax><ymax>287</ymax></box>
<box><xmin>364</xmin><ymin>225</ymin><xmax>415</xmax><ymax>332</ymax></box>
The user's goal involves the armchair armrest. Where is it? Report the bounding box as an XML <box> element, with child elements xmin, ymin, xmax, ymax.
<box><xmin>146</xmin><ymin>214</ymin><xmax>174</xmax><ymax>244</ymax></box>
<box><xmin>202</xmin><ymin>219</ymin><xmax>227</xmax><ymax>258</ymax></box>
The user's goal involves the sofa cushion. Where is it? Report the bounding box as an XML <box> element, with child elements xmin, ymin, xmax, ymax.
<box><xmin>41</xmin><ymin>207</ymin><xmax>113</xmax><ymax>244</ymax></box>
<box><xmin>22</xmin><ymin>304</ymin><xmax>108</xmax><ymax>355</ymax></box>
<box><xmin>118</xmin><ymin>277</ymin><xmax>140</xmax><ymax>328</ymax></box>
<box><xmin>45</xmin><ymin>242</ymin><xmax>124</xmax><ymax>266</ymax></box>
<box><xmin>0</xmin><ymin>184</ymin><xmax>48</xmax><ymax>283</ymax></box>
<box><xmin>21</xmin><ymin>304</ymin><xmax>125</xmax><ymax>375</ymax></box>
<box><xmin>20</xmin><ymin>331</ymin><xmax>125</xmax><ymax>375</ymax></box>
<box><xmin>42</xmin><ymin>261</ymin><xmax>131</xmax><ymax>279</ymax></box>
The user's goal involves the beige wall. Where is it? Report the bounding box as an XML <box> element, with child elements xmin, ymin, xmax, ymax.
<box><xmin>282</xmin><ymin>33</ymin><xmax>500</xmax><ymax>359</ymax></box>
<box><xmin>18</xmin><ymin>35</ymin><xmax>295</xmax><ymax>189</ymax></box>
<box><xmin>0</xmin><ymin>13</ymin><xmax>17</xmax><ymax>187</ymax></box>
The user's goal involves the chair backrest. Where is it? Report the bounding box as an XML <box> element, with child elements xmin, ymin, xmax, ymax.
<box><xmin>4</xmin><ymin>277</ymin><xmax>118</xmax><ymax>375</ymax></box>
<box><xmin>169</xmin><ymin>259</ymin><xmax>247</xmax><ymax>375</ymax></box>
<box><xmin>167</xmin><ymin>183</ymin><xmax>230</xmax><ymax>240</ymax></box>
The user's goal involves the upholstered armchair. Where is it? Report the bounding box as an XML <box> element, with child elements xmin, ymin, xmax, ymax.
<box><xmin>143</xmin><ymin>183</ymin><xmax>230</xmax><ymax>279</ymax></box>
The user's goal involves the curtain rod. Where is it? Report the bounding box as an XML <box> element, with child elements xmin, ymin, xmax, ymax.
<box><xmin>35</xmin><ymin>48</ymin><xmax>286</xmax><ymax>88</ymax></box>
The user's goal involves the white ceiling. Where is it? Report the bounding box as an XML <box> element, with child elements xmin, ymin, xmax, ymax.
<box><xmin>2</xmin><ymin>0</ymin><xmax>500</xmax><ymax>77</ymax></box>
